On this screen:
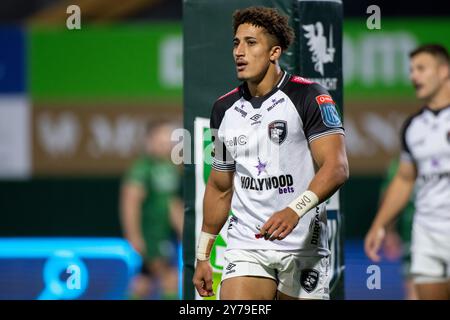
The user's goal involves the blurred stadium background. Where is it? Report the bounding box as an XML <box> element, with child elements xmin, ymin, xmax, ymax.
<box><xmin>0</xmin><ymin>0</ymin><xmax>448</xmax><ymax>299</ymax></box>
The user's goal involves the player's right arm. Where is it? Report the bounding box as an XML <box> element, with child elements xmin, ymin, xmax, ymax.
<box><xmin>193</xmin><ymin>169</ymin><xmax>234</xmax><ymax>297</ymax></box>
<box><xmin>202</xmin><ymin>169</ymin><xmax>234</xmax><ymax>234</ymax></box>
<box><xmin>120</xmin><ymin>159</ymin><xmax>153</xmax><ymax>256</ymax></box>
<box><xmin>193</xmin><ymin>98</ymin><xmax>236</xmax><ymax>297</ymax></box>
<box><xmin>120</xmin><ymin>181</ymin><xmax>147</xmax><ymax>255</ymax></box>
<box><xmin>364</xmin><ymin>160</ymin><xmax>417</xmax><ymax>262</ymax></box>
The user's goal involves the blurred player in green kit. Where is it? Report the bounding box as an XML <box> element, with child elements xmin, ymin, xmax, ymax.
<box><xmin>120</xmin><ymin>120</ymin><xmax>183</xmax><ymax>299</ymax></box>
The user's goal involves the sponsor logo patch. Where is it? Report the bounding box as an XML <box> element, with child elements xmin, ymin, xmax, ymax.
<box><xmin>300</xmin><ymin>269</ymin><xmax>319</xmax><ymax>293</ymax></box>
<box><xmin>241</xmin><ymin>174</ymin><xmax>294</xmax><ymax>191</ymax></box>
<box><xmin>225</xmin><ymin>135</ymin><xmax>248</xmax><ymax>147</ymax></box>
<box><xmin>315</xmin><ymin>94</ymin><xmax>342</xmax><ymax>128</ymax></box>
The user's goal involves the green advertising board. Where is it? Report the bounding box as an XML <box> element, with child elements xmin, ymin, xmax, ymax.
<box><xmin>30</xmin><ymin>24</ymin><xmax>182</xmax><ymax>102</ymax></box>
<box><xmin>343</xmin><ymin>18</ymin><xmax>450</xmax><ymax>100</ymax></box>
<box><xmin>29</xmin><ymin>19</ymin><xmax>449</xmax><ymax>102</ymax></box>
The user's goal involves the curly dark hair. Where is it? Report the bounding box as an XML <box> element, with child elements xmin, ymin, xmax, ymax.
<box><xmin>233</xmin><ymin>6</ymin><xmax>295</xmax><ymax>51</ymax></box>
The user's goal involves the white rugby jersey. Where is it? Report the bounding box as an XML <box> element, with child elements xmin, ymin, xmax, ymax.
<box><xmin>210</xmin><ymin>72</ymin><xmax>345</xmax><ymax>256</ymax></box>
<box><xmin>401</xmin><ymin>105</ymin><xmax>450</xmax><ymax>235</ymax></box>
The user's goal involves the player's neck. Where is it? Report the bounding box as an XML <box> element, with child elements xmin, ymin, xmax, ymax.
<box><xmin>247</xmin><ymin>65</ymin><xmax>283</xmax><ymax>97</ymax></box>
<box><xmin>427</xmin><ymin>80</ymin><xmax>450</xmax><ymax>110</ymax></box>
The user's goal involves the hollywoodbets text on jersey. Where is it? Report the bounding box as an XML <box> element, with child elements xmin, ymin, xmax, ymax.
<box><xmin>240</xmin><ymin>174</ymin><xmax>295</xmax><ymax>194</ymax></box>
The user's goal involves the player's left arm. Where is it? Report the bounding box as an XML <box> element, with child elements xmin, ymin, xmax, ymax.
<box><xmin>261</xmin><ymin>84</ymin><xmax>349</xmax><ymax>241</ymax></box>
<box><xmin>307</xmin><ymin>134</ymin><xmax>349</xmax><ymax>201</ymax></box>
<box><xmin>261</xmin><ymin>134</ymin><xmax>348</xmax><ymax>241</ymax></box>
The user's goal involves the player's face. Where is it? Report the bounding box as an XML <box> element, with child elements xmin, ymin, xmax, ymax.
<box><xmin>410</xmin><ymin>53</ymin><xmax>447</xmax><ymax>100</ymax></box>
<box><xmin>233</xmin><ymin>23</ymin><xmax>276</xmax><ymax>82</ymax></box>
<box><xmin>145</xmin><ymin>124</ymin><xmax>174</xmax><ymax>159</ymax></box>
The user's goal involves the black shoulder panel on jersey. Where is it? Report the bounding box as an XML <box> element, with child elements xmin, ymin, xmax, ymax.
<box><xmin>282</xmin><ymin>78</ymin><xmax>344</xmax><ymax>141</ymax></box>
<box><xmin>210</xmin><ymin>87</ymin><xmax>240</xmax><ymax>171</ymax></box>
<box><xmin>400</xmin><ymin>107</ymin><xmax>425</xmax><ymax>155</ymax></box>
<box><xmin>210</xmin><ymin>87</ymin><xmax>241</xmax><ymax>129</ymax></box>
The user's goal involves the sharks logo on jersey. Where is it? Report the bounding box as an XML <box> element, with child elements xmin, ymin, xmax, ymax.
<box><xmin>268</xmin><ymin>120</ymin><xmax>288</xmax><ymax>145</ymax></box>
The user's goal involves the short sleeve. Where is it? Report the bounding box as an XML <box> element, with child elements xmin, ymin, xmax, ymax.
<box><xmin>400</xmin><ymin>116</ymin><xmax>414</xmax><ymax>163</ymax></box>
<box><xmin>210</xmin><ymin>101</ymin><xmax>236</xmax><ymax>172</ymax></box>
<box><xmin>300</xmin><ymin>84</ymin><xmax>345</xmax><ymax>143</ymax></box>
<box><xmin>124</xmin><ymin>160</ymin><xmax>148</xmax><ymax>189</ymax></box>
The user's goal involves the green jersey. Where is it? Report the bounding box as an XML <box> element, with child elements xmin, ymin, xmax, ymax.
<box><xmin>124</xmin><ymin>155</ymin><xmax>180</xmax><ymax>259</ymax></box>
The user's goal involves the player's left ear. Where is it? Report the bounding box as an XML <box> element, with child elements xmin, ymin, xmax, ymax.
<box><xmin>269</xmin><ymin>46</ymin><xmax>282</xmax><ymax>63</ymax></box>
<box><xmin>438</xmin><ymin>63</ymin><xmax>450</xmax><ymax>80</ymax></box>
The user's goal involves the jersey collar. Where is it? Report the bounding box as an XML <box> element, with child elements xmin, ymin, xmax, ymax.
<box><xmin>424</xmin><ymin>104</ymin><xmax>450</xmax><ymax>116</ymax></box>
<box><xmin>240</xmin><ymin>71</ymin><xmax>290</xmax><ymax>109</ymax></box>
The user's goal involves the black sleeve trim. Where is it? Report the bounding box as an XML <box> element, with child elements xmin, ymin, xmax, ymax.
<box><xmin>210</xmin><ymin>92</ymin><xmax>238</xmax><ymax>168</ymax></box>
<box><xmin>400</xmin><ymin>108</ymin><xmax>425</xmax><ymax>157</ymax></box>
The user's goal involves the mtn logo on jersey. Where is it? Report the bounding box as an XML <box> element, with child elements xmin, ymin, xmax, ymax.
<box><xmin>268</xmin><ymin>120</ymin><xmax>287</xmax><ymax>145</ymax></box>
<box><xmin>315</xmin><ymin>94</ymin><xmax>342</xmax><ymax>128</ymax></box>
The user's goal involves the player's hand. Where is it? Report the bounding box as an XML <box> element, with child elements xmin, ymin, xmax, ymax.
<box><xmin>382</xmin><ymin>228</ymin><xmax>402</xmax><ymax>261</ymax></box>
<box><xmin>364</xmin><ymin>225</ymin><xmax>386</xmax><ymax>262</ymax></box>
<box><xmin>260</xmin><ymin>207</ymin><xmax>300</xmax><ymax>241</ymax></box>
<box><xmin>128</xmin><ymin>235</ymin><xmax>147</xmax><ymax>256</ymax></box>
<box><xmin>193</xmin><ymin>260</ymin><xmax>214</xmax><ymax>297</ymax></box>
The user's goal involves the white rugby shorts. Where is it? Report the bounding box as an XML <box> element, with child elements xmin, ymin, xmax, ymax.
<box><xmin>221</xmin><ymin>249</ymin><xmax>330</xmax><ymax>299</ymax></box>
<box><xmin>411</xmin><ymin>222</ymin><xmax>450</xmax><ymax>284</ymax></box>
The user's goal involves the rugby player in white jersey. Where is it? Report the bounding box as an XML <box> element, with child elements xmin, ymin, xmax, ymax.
<box><xmin>193</xmin><ymin>6</ymin><xmax>349</xmax><ymax>300</ymax></box>
<box><xmin>365</xmin><ymin>44</ymin><xmax>450</xmax><ymax>300</ymax></box>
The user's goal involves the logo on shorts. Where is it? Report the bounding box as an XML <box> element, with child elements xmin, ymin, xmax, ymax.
<box><xmin>225</xmin><ymin>263</ymin><xmax>236</xmax><ymax>275</ymax></box>
<box><xmin>228</xmin><ymin>215</ymin><xmax>238</xmax><ymax>230</ymax></box>
<box><xmin>300</xmin><ymin>269</ymin><xmax>319</xmax><ymax>293</ymax></box>
<box><xmin>447</xmin><ymin>131</ymin><xmax>450</xmax><ymax>143</ymax></box>
<box><xmin>268</xmin><ymin>120</ymin><xmax>287</xmax><ymax>144</ymax></box>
